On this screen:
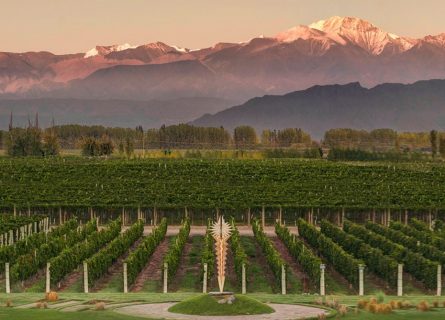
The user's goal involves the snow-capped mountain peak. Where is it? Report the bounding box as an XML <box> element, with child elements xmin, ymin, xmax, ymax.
<box><xmin>84</xmin><ymin>43</ymin><xmax>137</xmax><ymax>58</ymax></box>
<box><xmin>422</xmin><ymin>33</ymin><xmax>445</xmax><ymax>48</ymax></box>
<box><xmin>276</xmin><ymin>16</ymin><xmax>417</xmax><ymax>55</ymax></box>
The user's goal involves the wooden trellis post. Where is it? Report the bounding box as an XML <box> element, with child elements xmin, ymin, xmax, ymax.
<box><xmin>437</xmin><ymin>265</ymin><xmax>442</xmax><ymax>297</ymax></box>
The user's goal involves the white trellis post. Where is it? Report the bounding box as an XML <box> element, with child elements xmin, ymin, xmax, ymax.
<box><xmin>163</xmin><ymin>263</ymin><xmax>168</xmax><ymax>293</ymax></box>
<box><xmin>202</xmin><ymin>263</ymin><xmax>208</xmax><ymax>293</ymax></box>
<box><xmin>5</xmin><ymin>263</ymin><xmax>10</xmax><ymax>294</ymax></box>
<box><xmin>123</xmin><ymin>263</ymin><xmax>128</xmax><ymax>293</ymax></box>
<box><xmin>437</xmin><ymin>265</ymin><xmax>442</xmax><ymax>297</ymax></box>
<box><xmin>281</xmin><ymin>264</ymin><xmax>286</xmax><ymax>295</ymax></box>
<box><xmin>83</xmin><ymin>261</ymin><xmax>89</xmax><ymax>293</ymax></box>
<box><xmin>242</xmin><ymin>263</ymin><xmax>247</xmax><ymax>294</ymax></box>
<box><xmin>261</xmin><ymin>206</ymin><xmax>265</xmax><ymax>228</ymax></box>
<box><xmin>397</xmin><ymin>264</ymin><xmax>403</xmax><ymax>297</ymax></box>
<box><xmin>46</xmin><ymin>262</ymin><xmax>51</xmax><ymax>293</ymax></box>
<box><xmin>359</xmin><ymin>265</ymin><xmax>365</xmax><ymax>296</ymax></box>
<box><xmin>320</xmin><ymin>264</ymin><xmax>326</xmax><ymax>296</ymax></box>
<box><xmin>341</xmin><ymin>207</ymin><xmax>345</xmax><ymax>228</ymax></box>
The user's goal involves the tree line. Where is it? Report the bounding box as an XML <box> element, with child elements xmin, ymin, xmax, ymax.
<box><xmin>2</xmin><ymin>120</ymin><xmax>445</xmax><ymax>159</ymax></box>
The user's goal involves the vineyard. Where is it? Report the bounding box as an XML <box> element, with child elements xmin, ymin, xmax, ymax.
<box><xmin>0</xmin><ymin>158</ymin><xmax>444</xmax><ymax>211</ymax></box>
<box><xmin>1</xmin><ymin>213</ymin><xmax>444</xmax><ymax>298</ymax></box>
<box><xmin>1</xmin><ymin>158</ymin><xmax>445</xmax><ymax>319</ymax></box>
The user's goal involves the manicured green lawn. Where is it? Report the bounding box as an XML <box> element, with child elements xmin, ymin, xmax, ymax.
<box><xmin>0</xmin><ymin>308</ymin><xmax>153</xmax><ymax>320</ymax></box>
<box><xmin>169</xmin><ymin>294</ymin><xmax>274</xmax><ymax>315</ymax></box>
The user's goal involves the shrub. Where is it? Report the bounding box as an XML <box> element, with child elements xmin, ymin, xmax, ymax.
<box><xmin>417</xmin><ymin>301</ymin><xmax>430</xmax><ymax>312</ymax></box>
<box><xmin>45</xmin><ymin>291</ymin><xmax>58</xmax><ymax>302</ymax></box>
<box><xmin>376</xmin><ymin>291</ymin><xmax>385</xmax><ymax>303</ymax></box>
<box><xmin>357</xmin><ymin>299</ymin><xmax>368</xmax><ymax>309</ymax></box>
<box><xmin>337</xmin><ymin>304</ymin><xmax>348</xmax><ymax>316</ymax></box>
<box><xmin>95</xmin><ymin>302</ymin><xmax>105</xmax><ymax>311</ymax></box>
<box><xmin>317</xmin><ymin>313</ymin><xmax>326</xmax><ymax>320</ymax></box>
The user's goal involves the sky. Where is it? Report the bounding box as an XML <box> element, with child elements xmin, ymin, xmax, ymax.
<box><xmin>1</xmin><ymin>0</ymin><xmax>445</xmax><ymax>54</ymax></box>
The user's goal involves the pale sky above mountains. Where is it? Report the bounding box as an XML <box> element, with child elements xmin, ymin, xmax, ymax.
<box><xmin>1</xmin><ymin>0</ymin><xmax>445</xmax><ymax>54</ymax></box>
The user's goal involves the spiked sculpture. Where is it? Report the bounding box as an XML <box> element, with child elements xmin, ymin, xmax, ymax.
<box><xmin>210</xmin><ymin>216</ymin><xmax>232</xmax><ymax>293</ymax></box>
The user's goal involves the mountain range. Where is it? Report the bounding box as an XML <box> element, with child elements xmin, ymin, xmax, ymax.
<box><xmin>1</xmin><ymin>16</ymin><xmax>445</xmax><ymax>130</ymax></box>
<box><xmin>192</xmin><ymin>79</ymin><xmax>445</xmax><ymax>139</ymax></box>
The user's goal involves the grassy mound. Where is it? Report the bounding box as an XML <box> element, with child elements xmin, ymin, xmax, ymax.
<box><xmin>168</xmin><ymin>294</ymin><xmax>274</xmax><ymax>316</ymax></box>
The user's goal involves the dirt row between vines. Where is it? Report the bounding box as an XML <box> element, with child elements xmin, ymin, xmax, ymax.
<box><xmin>130</xmin><ymin>236</ymin><xmax>173</xmax><ymax>292</ymax></box>
<box><xmin>91</xmin><ymin>238</ymin><xmax>144</xmax><ymax>292</ymax></box>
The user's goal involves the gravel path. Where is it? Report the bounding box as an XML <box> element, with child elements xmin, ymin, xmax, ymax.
<box><xmin>115</xmin><ymin>302</ymin><xmax>328</xmax><ymax>320</ymax></box>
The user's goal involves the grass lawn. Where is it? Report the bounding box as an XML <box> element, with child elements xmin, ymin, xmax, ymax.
<box><xmin>1</xmin><ymin>292</ymin><xmax>445</xmax><ymax>319</ymax></box>
<box><xmin>168</xmin><ymin>294</ymin><xmax>274</xmax><ymax>315</ymax></box>
<box><xmin>0</xmin><ymin>308</ymin><xmax>154</xmax><ymax>320</ymax></box>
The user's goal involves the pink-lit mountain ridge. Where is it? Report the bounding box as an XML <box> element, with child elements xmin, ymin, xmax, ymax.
<box><xmin>1</xmin><ymin>16</ymin><xmax>445</xmax><ymax>101</ymax></box>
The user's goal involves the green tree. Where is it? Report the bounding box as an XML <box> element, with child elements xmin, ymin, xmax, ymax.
<box><xmin>42</xmin><ymin>130</ymin><xmax>60</xmax><ymax>156</ymax></box>
<box><xmin>7</xmin><ymin>127</ymin><xmax>44</xmax><ymax>157</ymax></box>
<box><xmin>125</xmin><ymin>136</ymin><xmax>134</xmax><ymax>158</ymax></box>
<box><xmin>234</xmin><ymin>126</ymin><xmax>257</xmax><ymax>149</ymax></box>
<box><xmin>99</xmin><ymin>135</ymin><xmax>114</xmax><ymax>156</ymax></box>
<box><xmin>439</xmin><ymin>134</ymin><xmax>445</xmax><ymax>158</ymax></box>
<box><xmin>430</xmin><ymin>130</ymin><xmax>438</xmax><ymax>157</ymax></box>
<box><xmin>80</xmin><ymin>137</ymin><xmax>100</xmax><ymax>156</ymax></box>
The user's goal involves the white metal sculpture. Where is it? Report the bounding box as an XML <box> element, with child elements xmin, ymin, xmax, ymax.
<box><xmin>210</xmin><ymin>216</ymin><xmax>232</xmax><ymax>293</ymax></box>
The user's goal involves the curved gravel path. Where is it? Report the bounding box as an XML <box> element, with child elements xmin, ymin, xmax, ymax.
<box><xmin>115</xmin><ymin>302</ymin><xmax>329</xmax><ymax>320</ymax></box>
